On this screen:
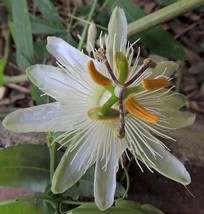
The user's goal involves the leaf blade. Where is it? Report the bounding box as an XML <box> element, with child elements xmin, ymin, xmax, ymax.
<box><xmin>33</xmin><ymin>0</ymin><xmax>64</xmax><ymax>27</ymax></box>
<box><xmin>0</xmin><ymin>144</ymin><xmax>50</xmax><ymax>192</ymax></box>
<box><xmin>30</xmin><ymin>14</ymin><xmax>65</xmax><ymax>35</ymax></box>
<box><xmin>0</xmin><ymin>203</ymin><xmax>45</xmax><ymax>214</ymax></box>
<box><xmin>11</xmin><ymin>0</ymin><xmax>35</xmax><ymax>68</ymax></box>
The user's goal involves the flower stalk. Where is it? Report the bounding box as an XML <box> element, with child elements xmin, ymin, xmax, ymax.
<box><xmin>49</xmin><ymin>137</ymin><xmax>57</xmax><ymax>182</ymax></box>
<box><xmin>0</xmin><ymin>193</ymin><xmax>59</xmax><ymax>209</ymax></box>
<box><xmin>3</xmin><ymin>74</ymin><xmax>28</xmax><ymax>83</ymax></box>
<box><xmin>125</xmin><ymin>59</ymin><xmax>156</xmax><ymax>87</ymax></box>
<box><xmin>128</xmin><ymin>0</ymin><xmax>204</xmax><ymax>37</ymax></box>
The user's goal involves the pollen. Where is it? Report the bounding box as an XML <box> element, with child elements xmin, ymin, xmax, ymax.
<box><xmin>125</xmin><ymin>97</ymin><xmax>159</xmax><ymax>123</ymax></box>
<box><xmin>87</xmin><ymin>60</ymin><xmax>112</xmax><ymax>87</ymax></box>
<box><xmin>142</xmin><ymin>78</ymin><xmax>169</xmax><ymax>90</ymax></box>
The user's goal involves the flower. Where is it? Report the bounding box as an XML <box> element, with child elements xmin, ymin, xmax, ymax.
<box><xmin>3</xmin><ymin>7</ymin><xmax>195</xmax><ymax>211</ymax></box>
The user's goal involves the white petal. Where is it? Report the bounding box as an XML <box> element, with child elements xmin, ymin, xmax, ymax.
<box><xmin>138</xmin><ymin>90</ymin><xmax>187</xmax><ymax>110</ymax></box>
<box><xmin>138</xmin><ymin>140</ymin><xmax>191</xmax><ymax>185</ymax></box>
<box><xmin>160</xmin><ymin>92</ymin><xmax>186</xmax><ymax>109</ymax></box>
<box><xmin>27</xmin><ymin>64</ymin><xmax>77</xmax><ymax>101</ymax></box>
<box><xmin>47</xmin><ymin>36</ymin><xmax>90</xmax><ymax>70</ymax></box>
<box><xmin>94</xmin><ymin>147</ymin><xmax>118</xmax><ymax>210</ymax></box>
<box><xmin>52</xmin><ymin>140</ymin><xmax>95</xmax><ymax>193</ymax></box>
<box><xmin>150</xmin><ymin>61</ymin><xmax>179</xmax><ymax>78</ymax></box>
<box><xmin>107</xmin><ymin>7</ymin><xmax>128</xmax><ymax>66</ymax></box>
<box><xmin>108</xmin><ymin>7</ymin><xmax>127</xmax><ymax>51</ymax></box>
<box><xmin>3</xmin><ymin>102</ymin><xmax>72</xmax><ymax>132</ymax></box>
<box><xmin>158</xmin><ymin>109</ymin><xmax>196</xmax><ymax>129</ymax></box>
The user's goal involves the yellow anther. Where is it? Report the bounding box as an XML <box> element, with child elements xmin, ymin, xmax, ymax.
<box><xmin>88</xmin><ymin>107</ymin><xmax>119</xmax><ymax>120</ymax></box>
<box><xmin>143</xmin><ymin>58</ymin><xmax>157</xmax><ymax>68</ymax></box>
<box><xmin>93</xmin><ymin>48</ymin><xmax>106</xmax><ymax>61</ymax></box>
<box><xmin>87</xmin><ymin>60</ymin><xmax>112</xmax><ymax>87</ymax></box>
<box><xmin>142</xmin><ymin>78</ymin><xmax>169</xmax><ymax>90</ymax></box>
<box><xmin>125</xmin><ymin>97</ymin><xmax>159</xmax><ymax>123</ymax></box>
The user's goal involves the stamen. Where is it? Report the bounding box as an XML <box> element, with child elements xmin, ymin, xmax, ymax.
<box><xmin>94</xmin><ymin>48</ymin><xmax>121</xmax><ymax>86</ymax></box>
<box><xmin>125</xmin><ymin>58</ymin><xmax>156</xmax><ymax>87</ymax></box>
<box><xmin>142</xmin><ymin>78</ymin><xmax>169</xmax><ymax>90</ymax></box>
<box><xmin>87</xmin><ymin>60</ymin><xmax>112</xmax><ymax>87</ymax></box>
<box><xmin>125</xmin><ymin>97</ymin><xmax>159</xmax><ymax>123</ymax></box>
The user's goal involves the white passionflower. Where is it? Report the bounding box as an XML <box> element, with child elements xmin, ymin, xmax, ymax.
<box><xmin>3</xmin><ymin>7</ymin><xmax>195</xmax><ymax>211</ymax></box>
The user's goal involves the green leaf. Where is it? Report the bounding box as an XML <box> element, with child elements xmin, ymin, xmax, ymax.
<box><xmin>1</xmin><ymin>0</ymin><xmax>12</xmax><ymax>12</ymax></box>
<box><xmin>8</xmin><ymin>20</ymin><xmax>15</xmax><ymax>42</ymax></box>
<box><xmin>0</xmin><ymin>202</ymin><xmax>44</xmax><ymax>214</ymax></box>
<box><xmin>136</xmin><ymin>28</ymin><xmax>187</xmax><ymax>60</ymax></box>
<box><xmin>78</xmin><ymin>166</ymin><xmax>125</xmax><ymax>198</ymax></box>
<box><xmin>11</xmin><ymin>0</ymin><xmax>35</xmax><ymax>69</ymax></box>
<box><xmin>68</xmin><ymin>204</ymin><xmax>142</xmax><ymax>214</ymax></box>
<box><xmin>142</xmin><ymin>204</ymin><xmax>164</xmax><ymax>214</ymax></box>
<box><xmin>0</xmin><ymin>19</ymin><xmax>10</xmax><ymax>86</ymax></box>
<box><xmin>64</xmin><ymin>184</ymin><xmax>80</xmax><ymax>200</ymax></box>
<box><xmin>0</xmin><ymin>144</ymin><xmax>50</xmax><ymax>192</ymax></box>
<box><xmin>115</xmin><ymin>200</ymin><xmax>165</xmax><ymax>214</ymax></box>
<box><xmin>0</xmin><ymin>58</ymin><xmax>6</xmax><ymax>85</ymax></box>
<box><xmin>43</xmin><ymin>201</ymin><xmax>56</xmax><ymax>214</ymax></box>
<box><xmin>34</xmin><ymin>40</ymin><xmax>49</xmax><ymax>61</ymax></box>
<box><xmin>31</xmin><ymin>84</ymin><xmax>48</xmax><ymax>105</ymax></box>
<box><xmin>64</xmin><ymin>34</ymin><xmax>78</xmax><ymax>48</ymax></box>
<box><xmin>30</xmin><ymin>14</ymin><xmax>65</xmax><ymax>34</ymax></box>
<box><xmin>78</xmin><ymin>166</ymin><xmax>94</xmax><ymax>197</ymax></box>
<box><xmin>33</xmin><ymin>0</ymin><xmax>64</xmax><ymax>27</ymax></box>
<box><xmin>108</xmin><ymin>0</ymin><xmax>187</xmax><ymax>60</ymax></box>
<box><xmin>115</xmin><ymin>182</ymin><xmax>125</xmax><ymax>198</ymax></box>
<box><xmin>115</xmin><ymin>199</ymin><xmax>142</xmax><ymax>210</ymax></box>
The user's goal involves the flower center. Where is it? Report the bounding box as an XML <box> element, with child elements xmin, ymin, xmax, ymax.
<box><xmin>87</xmin><ymin>49</ymin><xmax>169</xmax><ymax>138</ymax></box>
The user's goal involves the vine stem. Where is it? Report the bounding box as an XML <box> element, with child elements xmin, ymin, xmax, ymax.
<box><xmin>62</xmin><ymin>200</ymin><xmax>93</xmax><ymax>205</ymax></box>
<box><xmin>67</xmin><ymin>13</ymin><xmax>107</xmax><ymax>31</ymax></box>
<box><xmin>128</xmin><ymin>0</ymin><xmax>204</xmax><ymax>36</ymax></box>
<box><xmin>77</xmin><ymin>0</ymin><xmax>98</xmax><ymax>50</ymax></box>
<box><xmin>48</xmin><ymin>133</ymin><xmax>57</xmax><ymax>182</ymax></box>
<box><xmin>4</xmin><ymin>74</ymin><xmax>28</xmax><ymax>83</ymax></box>
<box><xmin>122</xmin><ymin>167</ymin><xmax>130</xmax><ymax>199</ymax></box>
<box><xmin>1</xmin><ymin>19</ymin><xmax>10</xmax><ymax>85</ymax></box>
<box><xmin>0</xmin><ymin>193</ymin><xmax>58</xmax><ymax>209</ymax></box>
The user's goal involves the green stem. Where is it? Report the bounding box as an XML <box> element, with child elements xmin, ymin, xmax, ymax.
<box><xmin>99</xmin><ymin>95</ymin><xmax>118</xmax><ymax>116</ymax></box>
<box><xmin>62</xmin><ymin>200</ymin><xmax>93</xmax><ymax>205</ymax></box>
<box><xmin>77</xmin><ymin>0</ymin><xmax>98</xmax><ymax>50</ymax></box>
<box><xmin>122</xmin><ymin>167</ymin><xmax>130</xmax><ymax>199</ymax></box>
<box><xmin>4</xmin><ymin>74</ymin><xmax>28</xmax><ymax>83</ymax></box>
<box><xmin>48</xmin><ymin>134</ymin><xmax>57</xmax><ymax>182</ymax></box>
<box><xmin>0</xmin><ymin>193</ymin><xmax>58</xmax><ymax>209</ymax></box>
<box><xmin>98</xmin><ymin>85</ymin><xmax>143</xmax><ymax>116</ymax></box>
<box><xmin>128</xmin><ymin>0</ymin><xmax>204</xmax><ymax>36</ymax></box>
<box><xmin>4</xmin><ymin>27</ymin><xmax>10</xmax><ymax>63</ymax></box>
<box><xmin>67</xmin><ymin>14</ymin><xmax>107</xmax><ymax>31</ymax></box>
<box><xmin>1</xmin><ymin>19</ymin><xmax>10</xmax><ymax>85</ymax></box>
